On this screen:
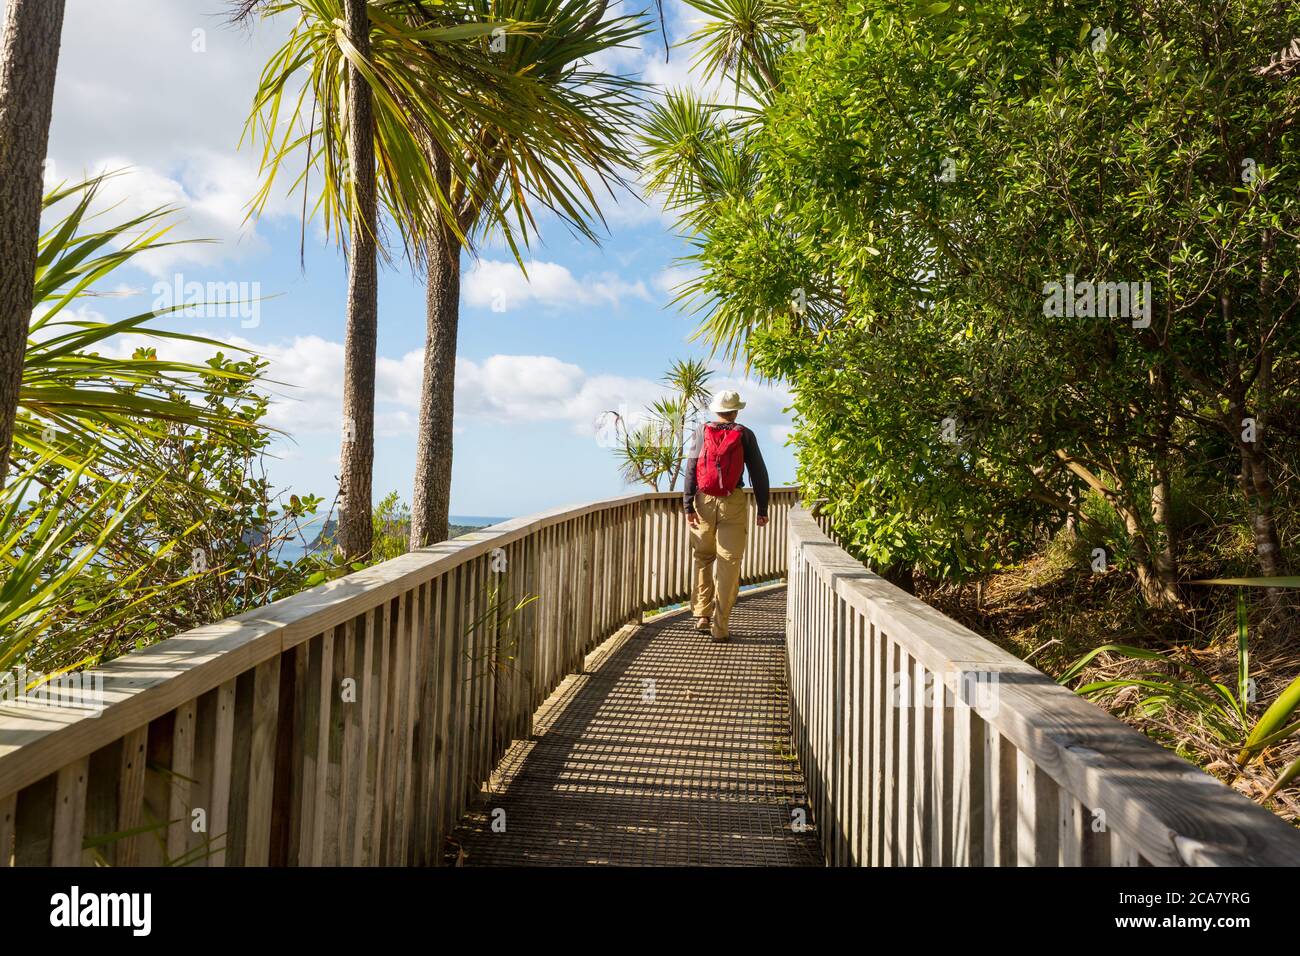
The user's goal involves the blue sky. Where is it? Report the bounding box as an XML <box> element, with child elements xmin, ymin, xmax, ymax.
<box><xmin>39</xmin><ymin>0</ymin><xmax>797</xmax><ymax>519</ymax></box>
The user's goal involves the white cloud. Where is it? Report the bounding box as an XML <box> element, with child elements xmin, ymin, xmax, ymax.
<box><xmin>655</xmin><ymin>265</ymin><xmax>698</xmax><ymax>296</ymax></box>
<box><xmin>44</xmin><ymin>1</ymin><xmax>307</xmax><ymax>275</ymax></box>
<box><xmin>93</xmin><ymin>322</ymin><xmax>793</xmax><ymax>442</ymax></box>
<box><xmin>462</xmin><ymin>258</ymin><xmax>651</xmax><ymax>313</ymax></box>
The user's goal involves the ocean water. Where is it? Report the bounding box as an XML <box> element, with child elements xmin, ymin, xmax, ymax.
<box><xmin>275</xmin><ymin>514</ymin><xmax>507</xmax><ymax>563</ymax></box>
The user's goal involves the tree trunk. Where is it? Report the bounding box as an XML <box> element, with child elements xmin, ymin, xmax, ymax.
<box><xmin>409</xmin><ymin>155</ymin><xmax>460</xmax><ymax>548</ymax></box>
<box><xmin>1238</xmin><ymin>435</ymin><xmax>1289</xmax><ymax>586</ymax></box>
<box><xmin>1150</xmin><ymin>469</ymin><xmax>1177</xmax><ymax>586</ymax></box>
<box><xmin>0</xmin><ymin>0</ymin><xmax>65</xmax><ymax>477</ymax></box>
<box><xmin>1149</xmin><ymin>364</ymin><xmax>1180</xmax><ymax>600</ymax></box>
<box><xmin>1229</xmin><ymin>395</ymin><xmax>1287</xmax><ymax>580</ymax></box>
<box><xmin>1055</xmin><ymin>449</ymin><xmax>1181</xmax><ymax>608</ymax></box>
<box><xmin>1119</xmin><ymin>505</ymin><xmax>1182</xmax><ymax>609</ymax></box>
<box><xmin>336</xmin><ymin>0</ymin><xmax>378</xmax><ymax>562</ymax></box>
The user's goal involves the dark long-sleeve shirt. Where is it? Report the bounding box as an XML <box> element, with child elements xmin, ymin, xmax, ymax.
<box><xmin>683</xmin><ymin>421</ymin><xmax>770</xmax><ymax>516</ymax></box>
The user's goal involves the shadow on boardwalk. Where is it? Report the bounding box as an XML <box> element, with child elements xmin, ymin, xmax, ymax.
<box><xmin>448</xmin><ymin>587</ymin><xmax>823</xmax><ymax>866</ymax></box>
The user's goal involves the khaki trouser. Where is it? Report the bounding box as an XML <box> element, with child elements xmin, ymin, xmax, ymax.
<box><xmin>689</xmin><ymin>491</ymin><xmax>750</xmax><ymax>636</ymax></box>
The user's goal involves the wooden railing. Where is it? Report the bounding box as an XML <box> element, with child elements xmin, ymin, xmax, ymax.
<box><xmin>0</xmin><ymin>487</ymin><xmax>795</xmax><ymax>867</ymax></box>
<box><xmin>786</xmin><ymin>504</ymin><xmax>1300</xmax><ymax>866</ymax></box>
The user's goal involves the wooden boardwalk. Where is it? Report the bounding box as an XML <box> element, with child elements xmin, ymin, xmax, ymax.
<box><xmin>448</xmin><ymin>587</ymin><xmax>823</xmax><ymax>866</ymax></box>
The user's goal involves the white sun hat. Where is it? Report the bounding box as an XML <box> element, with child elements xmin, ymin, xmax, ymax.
<box><xmin>709</xmin><ymin>389</ymin><xmax>746</xmax><ymax>413</ymax></box>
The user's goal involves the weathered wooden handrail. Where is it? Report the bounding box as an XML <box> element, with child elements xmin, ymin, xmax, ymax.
<box><xmin>785</xmin><ymin>504</ymin><xmax>1300</xmax><ymax>866</ymax></box>
<box><xmin>0</xmin><ymin>487</ymin><xmax>797</xmax><ymax>866</ymax></box>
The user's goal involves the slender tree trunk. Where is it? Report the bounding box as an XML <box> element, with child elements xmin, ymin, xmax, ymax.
<box><xmin>1119</xmin><ymin>506</ymin><xmax>1181</xmax><ymax>609</ymax></box>
<box><xmin>1237</xmin><ymin>429</ymin><xmax>1288</xmax><ymax>578</ymax></box>
<box><xmin>1056</xmin><ymin>449</ymin><xmax>1181</xmax><ymax>609</ymax></box>
<box><xmin>1149</xmin><ymin>364</ymin><xmax>1180</xmax><ymax>599</ymax></box>
<box><xmin>1150</xmin><ymin>469</ymin><xmax>1177</xmax><ymax>582</ymax></box>
<box><xmin>0</xmin><ymin>0</ymin><xmax>65</xmax><ymax>477</ymax></box>
<box><xmin>336</xmin><ymin>0</ymin><xmax>378</xmax><ymax>561</ymax></box>
<box><xmin>409</xmin><ymin>149</ymin><xmax>460</xmax><ymax>548</ymax></box>
<box><xmin>1228</xmin><ymin>392</ymin><xmax>1288</xmax><ymax>582</ymax></box>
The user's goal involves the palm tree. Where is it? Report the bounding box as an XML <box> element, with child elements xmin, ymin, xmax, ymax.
<box><xmin>336</xmin><ymin>0</ymin><xmax>379</xmax><ymax>561</ymax></box>
<box><xmin>404</xmin><ymin>0</ymin><xmax>646</xmax><ymax>546</ymax></box>
<box><xmin>0</xmin><ymin>0</ymin><xmax>67</xmax><ymax>477</ymax></box>
<box><xmin>240</xmin><ymin>0</ymin><xmax>525</xmax><ymax>560</ymax></box>
<box><xmin>640</xmin><ymin>0</ymin><xmax>808</xmax><ymax>363</ymax></box>
<box><xmin>603</xmin><ymin>358</ymin><xmax>713</xmax><ymax>491</ymax></box>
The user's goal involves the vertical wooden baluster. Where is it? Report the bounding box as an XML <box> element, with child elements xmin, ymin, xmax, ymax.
<box><xmin>444</xmin><ymin>565</ymin><xmax>465</xmax><ymax>826</ymax></box>
<box><xmin>81</xmin><ymin>744</ymin><xmax>120</xmax><ymax>867</ymax></box>
<box><xmin>1059</xmin><ymin>792</ymin><xmax>1084</xmax><ymax>867</ymax></box>
<box><xmin>583</xmin><ymin>515</ymin><xmax>597</xmax><ymax>654</ymax></box>
<box><xmin>0</xmin><ymin>792</ymin><xmax>14</xmax><ymax>867</ymax></box>
<box><xmin>418</xmin><ymin>579</ymin><xmax>442</xmax><ymax>866</ymax></box>
<box><xmin>882</xmin><ymin>640</ymin><xmax>898</xmax><ymax>866</ymax></box>
<box><xmin>556</xmin><ymin>524</ymin><xmax>570</xmax><ymax>674</ymax></box>
<box><xmin>660</xmin><ymin>504</ymin><xmax>670</xmax><ymax>608</ymax></box>
<box><xmin>244</xmin><ymin>655</ymin><xmax>282</xmax><ymax>866</ymax></box>
<box><xmin>353</xmin><ymin>614</ymin><xmax>377</xmax><ymax>865</ymax></box>
<box><xmin>521</xmin><ymin>532</ymin><xmax>538</xmax><ymax>734</ymax></box>
<box><xmin>384</xmin><ymin>594</ymin><xmax>409</xmax><ymax>864</ymax></box>
<box><xmin>869</xmin><ymin>622</ymin><xmax>884</xmax><ymax>866</ymax></box>
<box><xmin>670</xmin><ymin>498</ymin><xmax>681</xmax><ymax>604</ymax></box>
<box><xmin>648</xmin><ymin>500</ymin><xmax>656</xmax><ymax>613</ymax></box>
<box><xmin>115</xmin><ymin>726</ymin><xmax>148</xmax><ymax>867</ymax></box>
<box><xmin>809</xmin><ymin>574</ymin><xmax>821</xmax><ymax>835</ymax></box>
<box><xmin>343</xmin><ymin>614</ymin><xmax>369</xmax><ymax>865</ymax></box>
<box><xmin>51</xmin><ymin>758</ymin><xmax>89</xmax><ymax>866</ymax></box>
<box><xmin>951</xmin><ymin>695</ymin><xmax>984</xmax><ymax>866</ymax></box>
<box><xmin>482</xmin><ymin>556</ymin><xmax>499</xmax><ymax>803</ymax></box>
<box><xmin>457</xmin><ymin>561</ymin><xmax>476</xmax><ymax>815</ymax></box>
<box><xmin>296</xmin><ymin>636</ymin><xmax>323</xmax><ymax>866</ymax></box>
<box><xmin>837</xmin><ymin>595</ymin><xmax>847</xmax><ymax>863</ymax></box>
<box><xmin>1082</xmin><ymin>806</ymin><xmax>1111</xmax><ymax>865</ymax></box>
<box><xmin>860</xmin><ymin>611</ymin><xmax>873</xmax><ymax>867</ymax></box>
<box><xmin>847</xmin><ymin>613</ymin><xmax>857</xmax><ymax>868</ymax></box>
<box><xmin>393</xmin><ymin>587</ymin><xmax>414</xmax><ymax>859</ymax></box>
<box><xmin>311</xmin><ymin>627</ymin><xmax>340</xmax><ymax>866</ymax></box>
<box><xmin>15</xmin><ymin>775</ymin><xmax>55</xmax><ymax>866</ymax></box>
<box><xmin>167</xmin><ymin>700</ymin><xmax>196</xmax><ymax>864</ymax></box>
<box><xmin>398</xmin><ymin>587</ymin><xmax>421</xmax><ymax>864</ymax></box>
<box><xmin>432</xmin><ymin>573</ymin><xmax>457</xmax><ymax>857</ymax></box>
<box><xmin>468</xmin><ymin>557</ymin><xmax>485</xmax><ymax>808</ymax></box>
<box><xmin>984</xmin><ymin>727</ymin><xmax>1016</xmax><ymax>866</ymax></box>
<box><xmin>633</xmin><ymin>501</ymin><xmax>645</xmax><ymax>617</ymax></box>
<box><xmin>190</xmin><ymin>689</ymin><xmax>219</xmax><ymax>867</ymax></box>
<box><xmin>932</xmin><ymin>678</ymin><xmax>954</xmax><ymax>865</ymax></box>
<box><xmin>536</xmin><ymin>527</ymin><xmax>550</xmax><ymax>699</ymax></box>
<box><xmin>1017</xmin><ymin>748</ymin><xmax>1058</xmax><ymax>865</ymax></box>
<box><xmin>897</xmin><ymin>651</ymin><xmax>914</xmax><ymax>865</ymax></box>
<box><xmin>207</xmin><ymin>681</ymin><xmax>236</xmax><ymax>866</ymax></box>
<box><xmin>822</xmin><ymin>578</ymin><xmax>832</xmax><ymax>847</ymax></box>
<box><xmin>224</xmin><ymin>675</ymin><xmax>259</xmax><ymax>867</ymax></box>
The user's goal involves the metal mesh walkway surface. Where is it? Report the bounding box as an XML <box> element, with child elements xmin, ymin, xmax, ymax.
<box><xmin>448</xmin><ymin>586</ymin><xmax>823</xmax><ymax>866</ymax></box>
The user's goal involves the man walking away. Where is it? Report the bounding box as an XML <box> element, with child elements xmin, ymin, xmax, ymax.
<box><xmin>684</xmin><ymin>390</ymin><xmax>770</xmax><ymax>642</ymax></box>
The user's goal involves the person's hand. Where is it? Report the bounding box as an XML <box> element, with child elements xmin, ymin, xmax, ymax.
<box><xmin>686</xmin><ymin>511</ymin><xmax>700</xmax><ymax>528</ymax></box>
<box><xmin>756</xmin><ymin>515</ymin><xmax>769</xmax><ymax>527</ymax></box>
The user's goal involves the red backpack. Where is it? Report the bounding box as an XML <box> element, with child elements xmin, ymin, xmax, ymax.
<box><xmin>696</xmin><ymin>423</ymin><xmax>746</xmax><ymax>496</ymax></box>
